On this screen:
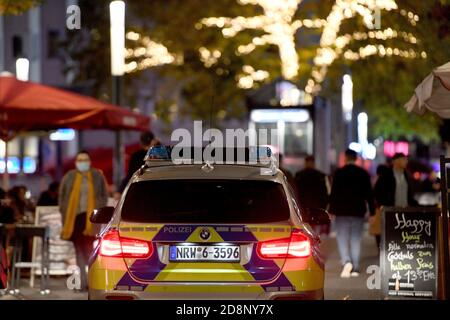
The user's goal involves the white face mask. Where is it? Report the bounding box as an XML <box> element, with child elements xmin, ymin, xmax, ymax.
<box><xmin>75</xmin><ymin>161</ymin><xmax>91</xmax><ymax>172</ymax></box>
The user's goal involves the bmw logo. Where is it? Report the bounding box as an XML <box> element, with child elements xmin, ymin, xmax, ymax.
<box><xmin>200</xmin><ymin>228</ymin><xmax>211</xmax><ymax>241</ymax></box>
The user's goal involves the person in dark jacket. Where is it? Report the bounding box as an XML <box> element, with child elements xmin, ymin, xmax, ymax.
<box><xmin>295</xmin><ymin>155</ymin><xmax>329</xmax><ymax>209</ymax></box>
<box><xmin>295</xmin><ymin>155</ymin><xmax>330</xmax><ymax>235</ymax></box>
<box><xmin>278</xmin><ymin>154</ymin><xmax>297</xmax><ymax>197</ymax></box>
<box><xmin>37</xmin><ymin>181</ymin><xmax>59</xmax><ymax>206</ymax></box>
<box><xmin>329</xmin><ymin>149</ymin><xmax>375</xmax><ymax>278</ymax></box>
<box><xmin>420</xmin><ymin>170</ymin><xmax>440</xmax><ymax>193</ymax></box>
<box><xmin>374</xmin><ymin>153</ymin><xmax>418</xmax><ymax>208</ymax></box>
<box><xmin>369</xmin><ymin>164</ymin><xmax>390</xmax><ymax>251</ymax></box>
<box><xmin>0</xmin><ymin>188</ymin><xmax>14</xmax><ymax>224</ymax></box>
<box><xmin>118</xmin><ymin>131</ymin><xmax>156</xmax><ymax>193</ymax></box>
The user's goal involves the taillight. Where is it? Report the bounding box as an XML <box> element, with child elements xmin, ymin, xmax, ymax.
<box><xmin>257</xmin><ymin>230</ymin><xmax>311</xmax><ymax>259</ymax></box>
<box><xmin>99</xmin><ymin>230</ymin><xmax>152</xmax><ymax>258</ymax></box>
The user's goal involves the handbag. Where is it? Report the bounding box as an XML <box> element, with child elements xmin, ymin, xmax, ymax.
<box><xmin>369</xmin><ymin>207</ymin><xmax>382</xmax><ymax>236</ymax></box>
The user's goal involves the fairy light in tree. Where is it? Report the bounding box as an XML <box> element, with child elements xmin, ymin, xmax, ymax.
<box><xmin>202</xmin><ymin>0</ymin><xmax>423</xmax><ymax>94</ymax></box>
<box><xmin>125</xmin><ymin>1</ymin><xmax>425</xmax><ymax>95</ymax></box>
<box><xmin>237</xmin><ymin>65</ymin><xmax>269</xmax><ymax>89</ymax></box>
<box><xmin>201</xmin><ymin>0</ymin><xmax>307</xmax><ymax>80</ymax></box>
<box><xmin>305</xmin><ymin>0</ymin><xmax>423</xmax><ymax>94</ymax></box>
<box><xmin>124</xmin><ymin>31</ymin><xmax>182</xmax><ymax>73</ymax></box>
<box><xmin>199</xmin><ymin>47</ymin><xmax>222</xmax><ymax>68</ymax></box>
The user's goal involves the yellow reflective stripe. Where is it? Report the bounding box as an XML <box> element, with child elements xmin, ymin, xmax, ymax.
<box><xmin>283</xmin><ymin>270</ymin><xmax>324</xmax><ymax>291</ymax></box>
<box><xmin>282</xmin><ymin>259</ymin><xmax>324</xmax><ymax>291</ymax></box>
<box><xmin>88</xmin><ymin>260</ymin><xmax>128</xmax><ymax>291</ymax></box>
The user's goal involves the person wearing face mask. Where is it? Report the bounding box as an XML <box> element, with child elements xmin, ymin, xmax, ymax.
<box><xmin>59</xmin><ymin>150</ymin><xmax>108</xmax><ymax>292</ymax></box>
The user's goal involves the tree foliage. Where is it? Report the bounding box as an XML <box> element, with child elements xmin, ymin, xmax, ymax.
<box><xmin>323</xmin><ymin>0</ymin><xmax>450</xmax><ymax>142</ymax></box>
<box><xmin>0</xmin><ymin>0</ymin><xmax>43</xmax><ymax>15</ymax></box>
<box><xmin>58</xmin><ymin>0</ymin><xmax>450</xmax><ymax>141</ymax></box>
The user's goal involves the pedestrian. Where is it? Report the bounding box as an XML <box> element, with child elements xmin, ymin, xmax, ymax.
<box><xmin>118</xmin><ymin>131</ymin><xmax>156</xmax><ymax>194</ymax></box>
<box><xmin>0</xmin><ymin>223</ymin><xmax>7</xmax><ymax>289</ymax></box>
<box><xmin>329</xmin><ymin>149</ymin><xmax>375</xmax><ymax>278</ymax></box>
<box><xmin>372</xmin><ymin>153</ymin><xmax>418</xmax><ymax>249</ymax></box>
<box><xmin>373</xmin><ymin>152</ymin><xmax>418</xmax><ymax>208</ymax></box>
<box><xmin>369</xmin><ymin>164</ymin><xmax>389</xmax><ymax>251</ymax></box>
<box><xmin>421</xmin><ymin>170</ymin><xmax>441</xmax><ymax>193</ymax></box>
<box><xmin>278</xmin><ymin>154</ymin><xmax>297</xmax><ymax>197</ymax></box>
<box><xmin>7</xmin><ymin>185</ymin><xmax>35</xmax><ymax>223</ymax></box>
<box><xmin>0</xmin><ymin>188</ymin><xmax>14</xmax><ymax>224</ymax></box>
<box><xmin>37</xmin><ymin>181</ymin><xmax>59</xmax><ymax>206</ymax></box>
<box><xmin>59</xmin><ymin>150</ymin><xmax>108</xmax><ymax>291</ymax></box>
<box><xmin>7</xmin><ymin>186</ymin><xmax>36</xmax><ymax>263</ymax></box>
<box><xmin>295</xmin><ymin>155</ymin><xmax>330</xmax><ymax>235</ymax></box>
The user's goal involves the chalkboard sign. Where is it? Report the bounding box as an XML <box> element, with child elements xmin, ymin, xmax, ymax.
<box><xmin>381</xmin><ymin>207</ymin><xmax>439</xmax><ymax>299</ymax></box>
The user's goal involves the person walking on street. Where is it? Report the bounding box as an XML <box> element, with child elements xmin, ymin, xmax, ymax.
<box><xmin>329</xmin><ymin>149</ymin><xmax>375</xmax><ymax>278</ymax></box>
<box><xmin>295</xmin><ymin>155</ymin><xmax>330</xmax><ymax>235</ymax></box>
<box><xmin>373</xmin><ymin>153</ymin><xmax>418</xmax><ymax>208</ymax></box>
<box><xmin>278</xmin><ymin>154</ymin><xmax>298</xmax><ymax>198</ymax></box>
<box><xmin>372</xmin><ymin>153</ymin><xmax>418</xmax><ymax>248</ymax></box>
<box><xmin>118</xmin><ymin>131</ymin><xmax>156</xmax><ymax>194</ymax></box>
<box><xmin>369</xmin><ymin>164</ymin><xmax>389</xmax><ymax>251</ymax></box>
<box><xmin>59</xmin><ymin>150</ymin><xmax>108</xmax><ymax>291</ymax></box>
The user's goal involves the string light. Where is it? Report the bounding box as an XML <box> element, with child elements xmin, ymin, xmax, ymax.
<box><xmin>125</xmin><ymin>31</ymin><xmax>182</xmax><ymax>73</ymax></box>
<box><xmin>305</xmin><ymin>0</ymin><xmax>422</xmax><ymax>95</ymax></box>
<box><xmin>237</xmin><ymin>65</ymin><xmax>269</xmax><ymax>89</ymax></box>
<box><xmin>126</xmin><ymin>1</ymin><xmax>423</xmax><ymax>96</ymax></box>
<box><xmin>202</xmin><ymin>0</ymin><xmax>306</xmax><ymax>80</ymax></box>
<box><xmin>199</xmin><ymin>47</ymin><xmax>222</xmax><ymax>68</ymax></box>
<box><xmin>202</xmin><ymin>0</ymin><xmax>422</xmax><ymax>94</ymax></box>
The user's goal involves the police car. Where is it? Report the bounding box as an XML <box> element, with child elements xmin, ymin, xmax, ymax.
<box><xmin>88</xmin><ymin>146</ymin><xmax>328</xmax><ymax>300</ymax></box>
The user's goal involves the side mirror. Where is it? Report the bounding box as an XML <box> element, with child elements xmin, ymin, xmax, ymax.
<box><xmin>304</xmin><ymin>208</ymin><xmax>331</xmax><ymax>226</ymax></box>
<box><xmin>90</xmin><ymin>206</ymin><xmax>114</xmax><ymax>224</ymax></box>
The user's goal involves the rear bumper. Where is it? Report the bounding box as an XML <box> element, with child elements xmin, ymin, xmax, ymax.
<box><xmin>88</xmin><ymin>288</ymin><xmax>324</xmax><ymax>300</ymax></box>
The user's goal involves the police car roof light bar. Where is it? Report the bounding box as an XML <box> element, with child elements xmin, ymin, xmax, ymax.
<box><xmin>144</xmin><ymin>145</ymin><xmax>274</xmax><ymax>166</ymax></box>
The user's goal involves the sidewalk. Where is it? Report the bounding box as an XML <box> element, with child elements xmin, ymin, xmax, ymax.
<box><xmin>0</xmin><ymin>277</ymin><xmax>87</xmax><ymax>300</ymax></box>
<box><xmin>0</xmin><ymin>226</ymin><xmax>381</xmax><ymax>300</ymax></box>
<box><xmin>322</xmin><ymin>225</ymin><xmax>381</xmax><ymax>300</ymax></box>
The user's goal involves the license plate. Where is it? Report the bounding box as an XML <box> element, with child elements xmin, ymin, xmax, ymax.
<box><xmin>169</xmin><ymin>245</ymin><xmax>240</xmax><ymax>262</ymax></box>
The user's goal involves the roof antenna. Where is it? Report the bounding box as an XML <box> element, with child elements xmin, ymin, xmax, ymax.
<box><xmin>208</xmin><ymin>75</ymin><xmax>215</xmax><ymax>145</ymax></box>
<box><xmin>202</xmin><ymin>75</ymin><xmax>215</xmax><ymax>172</ymax></box>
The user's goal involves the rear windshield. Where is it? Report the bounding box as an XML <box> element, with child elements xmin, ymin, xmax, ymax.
<box><xmin>121</xmin><ymin>179</ymin><xmax>290</xmax><ymax>223</ymax></box>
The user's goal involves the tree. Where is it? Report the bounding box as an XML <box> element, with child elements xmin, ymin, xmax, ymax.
<box><xmin>0</xmin><ymin>0</ymin><xmax>43</xmax><ymax>15</ymax></box>
<box><xmin>60</xmin><ymin>0</ymin><xmax>450</xmax><ymax>141</ymax></box>
<box><xmin>323</xmin><ymin>0</ymin><xmax>450</xmax><ymax>142</ymax></box>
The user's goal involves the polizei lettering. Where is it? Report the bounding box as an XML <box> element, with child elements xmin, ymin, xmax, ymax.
<box><xmin>163</xmin><ymin>226</ymin><xmax>192</xmax><ymax>233</ymax></box>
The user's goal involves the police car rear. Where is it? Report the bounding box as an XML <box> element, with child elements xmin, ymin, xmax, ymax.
<box><xmin>88</xmin><ymin>146</ymin><xmax>325</xmax><ymax>300</ymax></box>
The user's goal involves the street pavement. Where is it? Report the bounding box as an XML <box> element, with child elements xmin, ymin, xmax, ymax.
<box><xmin>321</xmin><ymin>224</ymin><xmax>381</xmax><ymax>300</ymax></box>
<box><xmin>0</xmin><ymin>224</ymin><xmax>380</xmax><ymax>300</ymax></box>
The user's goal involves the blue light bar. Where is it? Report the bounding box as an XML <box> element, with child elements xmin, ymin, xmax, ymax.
<box><xmin>249</xmin><ymin>146</ymin><xmax>272</xmax><ymax>162</ymax></box>
<box><xmin>145</xmin><ymin>145</ymin><xmax>171</xmax><ymax>161</ymax></box>
<box><xmin>144</xmin><ymin>145</ymin><xmax>273</xmax><ymax>163</ymax></box>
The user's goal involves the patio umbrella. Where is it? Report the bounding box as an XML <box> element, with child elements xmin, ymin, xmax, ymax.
<box><xmin>404</xmin><ymin>61</ymin><xmax>450</xmax><ymax>118</ymax></box>
<box><xmin>404</xmin><ymin>62</ymin><xmax>450</xmax><ymax>299</ymax></box>
<box><xmin>0</xmin><ymin>74</ymin><xmax>151</xmax><ymax>189</ymax></box>
<box><xmin>0</xmin><ymin>74</ymin><xmax>150</xmax><ymax>139</ymax></box>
